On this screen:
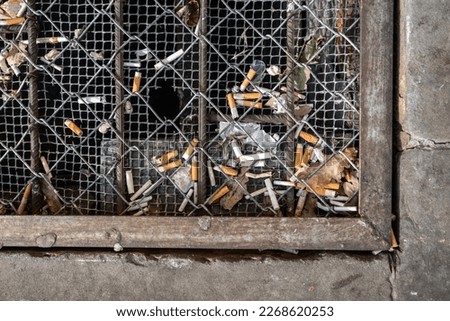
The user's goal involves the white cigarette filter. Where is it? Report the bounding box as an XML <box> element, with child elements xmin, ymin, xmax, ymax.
<box><xmin>207</xmin><ymin>160</ymin><xmax>216</xmax><ymax>186</ymax></box>
<box><xmin>125</xmin><ymin>170</ymin><xmax>135</xmax><ymax>194</ymax></box>
<box><xmin>239</xmin><ymin>152</ymin><xmax>271</xmax><ymax>162</ymax></box>
<box><xmin>245</xmin><ymin>187</ymin><xmax>268</xmax><ymax>199</ymax></box>
<box><xmin>178</xmin><ymin>188</ymin><xmax>194</xmax><ymax>212</ymax></box>
<box><xmin>264</xmin><ymin>179</ymin><xmax>280</xmax><ymax>211</ymax></box>
<box><xmin>130</xmin><ymin>179</ymin><xmax>153</xmax><ymax>202</ymax></box>
<box><xmin>22</xmin><ymin>37</ymin><xmax>69</xmax><ymax>45</ymax></box>
<box><xmin>77</xmin><ymin>96</ymin><xmax>106</xmax><ymax>105</ymax></box>
<box><xmin>230</xmin><ymin>140</ymin><xmax>243</xmax><ymax>158</ymax></box>
<box><xmin>182</xmin><ymin>138</ymin><xmax>199</xmax><ymax>160</ymax></box>
<box><xmin>245</xmin><ymin>172</ymin><xmax>272</xmax><ymax>179</ymax></box>
<box><xmin>154</xmin><ymin>49</ymin><xmax>184</xmax><ymax>70</ymax></box>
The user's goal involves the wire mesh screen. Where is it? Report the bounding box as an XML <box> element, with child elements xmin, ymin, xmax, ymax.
<box><xmin>0</xmin><ymin>0</ymin><xmax>360</xmax><ymax>218</ymax></box>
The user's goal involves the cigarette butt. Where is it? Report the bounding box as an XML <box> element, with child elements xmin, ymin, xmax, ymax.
<box><xmin>240</xmin><ymin>160</ymin><xmax>265</xmax><ymax>167</ymax></box>
<box><xmin>40</xmin><ymin>156</ymin><xmax>53</xmax><ymax>179</ymax></box>
<box><xmin>329</xmin><ymin>199</ymin><xmax>346</xmax><ymax>207</ymax></box>
<box><xmin>312</xmin><ymin>187</ymin><xmax>336</xmax><ymax>198</ymax></box>
<box><xmin>295</xmin><ymin>189</ymin><xmax>307</xmax><ymax>217</ymax></box>
<box><xmin>17</xmin><ymin>184</ymin><xmax>32</xmax><ymax>215</ymax></box>
<box><xmin>133</xmin><ymin>207</ymin><xmax>150</xmax><ymax>216</ymax></box>
<box><xmin>130</xmin><ymin>180</ymin><xmax>153</xmax><ymax>202</ymax></box>
<box><xmin>245</xmin><ymin>172</ymin><xmax>272</xmax><ymax>179</ymax></box>
<box><xmin>124</xmin><ymin>61</ymin><xmax>141</xmax><ymax>68</ymax></box>
<box><xmin>126</xmin><ymin>170</ymin><xmax>135</xmax><ymax>194</ymax></box>
<box><xmin>132</xmin><ymin>72</ymin><xmax>142</xmax><ymax>93</ymax></box>
<box><xmin>233</xmin><ymin>92</ymin><xmax>262</xmax><ymax>100</ymax></box>
<box><xmin>245</xmin><ymin>187</ymin><xmax>268</xmax><ymax>200</ymax></box>
<box><xmin>273</xmin><ymin>180</ymin><xmax>296</xmax><ymax>187</ymax></box>
<box><xmin>1</xmin><ymin>17</ymin><xmax>25</xmax><ymax>26</ymax></box>
<box><xmin>299</xmin><ymin>131</ymin><xmax>319</xmax><ymax>145</ymax></box>
<box><xmin>157</xmin><ymin>159</ymin><xmax>182</xmax><ymax>172</ymax></box>
<box><xmin>390</xmin><ymin>229</ymin><xmax>399</xmax><ymax>249</ymax></box>
<box><xmin>193</xmin><ymin>182</ymin><xmax>198</xmax><ymax>204</ymax></box>
<box><xmin>126</xmin><ymin>202</ymin><xmax>149</xmax><ymax>212</ymax></box>
<box><xmin>64</xmin><ymin>119</ymin><xmax>83</xmax><ymax>136</ymax></box>
<box><xmin>324</xmin><ymin>182</ymin><xmax>340</xmax><ymax>190</ymax></box>
<box><xmin>301</xmin><ymin>145</ymin><xmax>313</xmax><ymax>166</ymax></box>
<box><xmin>154</xmin><ymin>49</ymin><xmax>184</xmax><ymax>70</ymax></box>
<box><xmin>182</xmin><ymin>138</ymin><xmax>199</xmax><ymax>160</ymax></box>
<box><xmin>235</xmin><ymin>99</ymin><xmax>263</xmax><ymax>108</ymax></box>
<box><xmin>207</xmin><ymin>160</ymin><xmax>216</xmax><ymax>186</ymax></box>
<box><xmin>294</xmin><ymin>143</ymin><xmax>304</xmax><ymax>170</ymax></box>
<box><xmin>264</xmin><ymin>179</ymin><xmax>280</xmax><ymax>211</ymax></box>
<box><xmin>11</xmin><ymin>65</ymin><xmax>21</xmax><ymax>76</ymax></box>
<box><xmin>230</xmin><ymin>140</ymin><xmax>243</xmax><ymax>158</ymax></box>
<box><xmin>215</xmin><ymin>165</ymin><xmax>238</xmax><ymax>177</ymax></box>
<box><xmin>240</xmin><ymin>68</ymin><xmax>257</xmax><ymax>92</ymax></box>
<box><xmin>17</xmin><ymin>3</ymin><xmax>27</xmax><ymax>17</ymax></box>
<box><xmin>344</xmin><ymin>170</ymin><xmax>352</xmax><ymax>182</ymax></box>
<box><xmin>226</xmin><ymin>92</ymin><xmax>239</xmax><ymax>119</ymax></box>
<box><xmin>239</xmin><ymin>152</ymin><xmax>271</xmax><ymax>162</ymax></box>
<box><xmin>178</xmin><ymin>188</ymin><xmax>194</xmax><ymax>212</ymax></box>
<box><xmin>333</xmin><ymin>206</ymin><xmax>357</xmax><ymax>212</ymax></box>
<box><xmin>191</xmin><ymin>156</ymin><xmax>198</xmax><ymax>181</ymax></box>
<box><xmin>153</xmin><ymin>150</ymin><xmax>179</xmax><ymax>166</ymax></box>
<box><xmin>208</xmin><ymin>186</ymin><xmax>230</xmax><ymax>204</ymax></box>
<box><xmin>1</xmin><ymin>74</ymin><xmax>11</xmax><ymax>82</ymax></box>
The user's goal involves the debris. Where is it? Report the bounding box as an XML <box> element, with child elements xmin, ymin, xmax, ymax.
<box><xmin>266</xmin><ymin>65</ymin><xmax>281</xmax><ymax>76</ymax></box>
<box><xmin>220</xmin><ymin>175</ymin><xmax>249</xmax><ymax>210</ymax></box>
<box><xmin>130</xmin><ymin>180</ymin><xmax>153</xmax><ymax>202</ymax></box>
<box><xmin>64</xmin><ymin>119</ymin><xmax>83</xmax><ymax>136</ymax></box>
<box><xmin>230</xmin><ymin>139</ymin><xmax>243</xmax><ymax>158</ymax></box>
<box><xmin>343</xmin><ymin>173</ymin><xmax>359</xmax><ymax>196</ymax></box>
<box><xmin>17</xmin><ymin>183</ymin><xmax>32</xmax><ymax>214</ymax></box>
<box><xmin>44</xmin><ymin>49</ymin><xmax>60</xmax><ymax>61</ymax></box>
<box><xmin>22</xmin><ymin>36</ymin><xmax>69</xmax><ymax>45</ymax></box>
<box><xmin>176</xmin><ymin>0</ymin><xmax>199</xmax><ymax>28</ymax></box>
<box><xmin>171</xmin><ymin>166</ymin><xmax>192</xmax><ymax>193</ymax></box>
<box><xmin>123</xmin><ymin>61</ymin><xmax>141</xmax><ymax>68</ymax></box>
<box><xmin>98</xmin><ymin>121</ymin><xmax>111</xmax><ymax>134</ymax></box>
<box><xmin>89</xmin><ymin>51</ymin><xmax>104</xmax><ymax>61</ymax></box>
<box><xmin>124</xmin><ymin>101</ymin><xmax>133</xmax><ymax>114</ymax></box>
<box><xmin>132</xmin><ymin>71</ymin><xmax>142</xmax><ymax>93</ymax></box>
<box><xmin>154</xmin><ymin>49</ymin><xmax>184</xmax><ymax>70</ymax></box>
<box><xmin>0</xmin><ymin>0</ymin><xmax>25</xmax><ymax>19</ymax></box>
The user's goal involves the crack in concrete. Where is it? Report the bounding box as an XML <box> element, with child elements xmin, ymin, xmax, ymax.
<box><xmin>388</xmin><ymin>251</ymin><xmax>401</xmax><ymax>301</ymax></box>
<box><xmin>397</xmin><ymin>130</ymin><xmax>450</xmax><ymax>151</ymax></box>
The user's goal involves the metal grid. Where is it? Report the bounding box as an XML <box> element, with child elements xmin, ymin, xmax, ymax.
<box><xmin>0</xmin><ymin>0</ymin><xmax>360</xmax><ymax>218</ymax></box>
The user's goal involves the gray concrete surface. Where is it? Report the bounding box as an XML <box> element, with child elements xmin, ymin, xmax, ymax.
<box><xmin>0</xmin><ymin>251</ymin><xmax>392</xmax><ymax>300</ymax></box>
<box><xmin>0</xmin><ymin>0</ymin><xmax>449</xmax><ymax>301</ymax></box>
<box><xmin>395</xmin><ymin>150</ymin><xmax>450</xmax><ymax>300</ymax></box>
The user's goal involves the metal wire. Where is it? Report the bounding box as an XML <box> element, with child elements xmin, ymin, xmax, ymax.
<box><xmin>0</xmin><ymin>0</ymin><xmax>361</xmax><ymax>217</ymax></box>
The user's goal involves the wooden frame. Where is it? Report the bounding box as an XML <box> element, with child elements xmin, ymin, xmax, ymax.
<box><xmin>0</xmin><ymin>0</ymin><xmax>393</xmax><ymax>250</ymax></box>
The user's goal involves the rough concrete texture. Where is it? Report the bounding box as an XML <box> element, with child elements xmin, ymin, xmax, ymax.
<box><xmin>395</xmin><ymin>150</ymin><xmax>450</xmax><ymax>300</ymax></box>
<box><xmin>0</xmin><ymin>251</ymin><xmax>391</xmax><ymax>300</ymax></box>
<box><xmin>398</xmin><ymin>0</ymin><xmax>450</xmax><ymax>147</ymax></box>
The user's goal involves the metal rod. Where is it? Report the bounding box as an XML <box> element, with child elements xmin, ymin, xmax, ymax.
<box><xmin>27</xmin><ymin>0</ymin><xmax>43</xmax><ymax>214</ymax></box>
<box><xmin>285</xmin><ymin>1</ymin><xmax>297</xmax><ymax>216</ymax></box>
<box><xmin>114</xmin><ymin>0</ymin><xmax>125</xmax><ymax>214</ymax></box>
<box><xmin>198</xmin><ymin>0</ymin><xmax>208</xmax><ymax>204</ymax></box>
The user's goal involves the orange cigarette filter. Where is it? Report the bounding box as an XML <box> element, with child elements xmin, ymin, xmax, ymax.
<box><xmin>64</xmin><ymin>119</ymin><xmax>83</xmax><ymax>136</ymax></box>
<box><xmin>237</xmin><ymin>100</ymin><xmax>263</xmax><ymax>108</ymax></box>
<box><xmin>6</xmin><ymin>17</ymin><xmax>25</xmax><ymax>26</ymax></box>
<box><xmin>182</xmin><ymin>138</ymin><xmax>200</xmax><ymax>160</ymax></box>
<box><xmin>301</xmin><ymin>145</ymin><xmax>313</xmax><ymax>166</ymax></box>
<box><xmin>132</xmin><ymin>72</ymin><xmax>142</xmax><ymax>93</ymax></box>
<box><xmin>240</xmin><ymin>68</ymin><xmax>257</xmax><ymax>92</ymax></box>
<box><xmin>208</xmin><ymin>186</ymin><xmax>230</xmax><ymax>204</ymax></box>
<box><xmin>219</xmin><ymin>165</ymin><xmax>238</xmax><ymax>177</ymax></box>
<box><xmin>191</xmin><ymin>158</ymin><xmax>199</xmax><ymax>181</ymax></box>
<box><xmin>299</xmin><ymin>131</ymin><xmax>319</xmax><ymax>145</ymax></box>
<box><xmin>294</xmin><ymin>143</ymin><xmax>304</xmax><ymax>170</ymax></box>
<box><xmin>155</xmin><ymin>150</ymin><xmax>178</xmax><ymax>166</ymax></box>
<box><xmin>17</xmin><ymin>183</ymin><xmax>32</xmax><ymax>215</ymax></box>
<box><xmin>157</xmin><ymin>159</ymin><xmax>182</xmax><ymax>172</ymax></box>
<box><xmin>233</xmin><ymin>92</ymin><xmax>262</xmax><ymax>100</ymax></box>
<box><xmin>390</xmin><ymin>229</ymin><xmax>399</xmax><ymax>248</ymax></box>
<box><xmin>324</xmin><ymin>182</ymin><xmax>340</xmax><ymax>190</ymax></box>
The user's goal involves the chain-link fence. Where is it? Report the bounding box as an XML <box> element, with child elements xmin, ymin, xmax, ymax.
<box><xmin>0</xmin><ymin>0</ymin><xmax>360</xmax><ymax>218</ymax></box>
